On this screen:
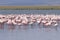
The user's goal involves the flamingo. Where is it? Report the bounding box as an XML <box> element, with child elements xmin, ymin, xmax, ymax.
<box><xmin>36</xmin><ymin>16</ymin><xmax>42</xmax><ymax>29</ymax></box>
<box><xmin>37</xmin><ymin>16</ymin><xmax>41</xmax><ymax>23</ymax></box>
<box><xmin>0</xmin><ymin>14</ymin><xmax>59</xmax><ymax>31</ymax></box>
<box><xmin>28</xmin><ymin>15</ymin><xmax>37</xmax><ymax>29</ymax></box>
<box><xmin>20</xmin><ymin>16</ymin><xmax>29</xmax><ymax>30</ymax></box>
<box><xmin>13</xmin><ymin>16</ymin><xmax>22</xmax><ymax>25</ymax></box>
<box><xmin>41</xmin><ymin>15</ymin><xmax>52</xmax><ymax>31</ymax></box>
<box><xmin>44</xmin><ymin>21</ymin><xmax>52</xmax><ymax>27</ymax></box>
<box><xmin>51</xmin><ymin>20</ymin><xmax>58</xmax><ymax>31</ymax></box>
<box><xmin>0</xmin><ymin>19</ymin><xmax>5</xmax><ymax>29</ymax></box>
<box><xmin>6</xmin><ymin>19</ymin><xmax>15</xmax><ymax>30</ymax></box>
<box><xmin>0</xmin><ymin>15</ymin><xmax>7</xmax><ymax>29</ymax></box>
<box><xmin>13</xmin><ymin>16</ymin><xmax>22</xmax><ymax>29</ymax></box>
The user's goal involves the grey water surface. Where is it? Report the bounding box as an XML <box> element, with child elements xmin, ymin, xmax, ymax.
<box><xmin>0</xmin><ymin>10</ymin><xmax>60</xmax><ymax>15</ymax></box>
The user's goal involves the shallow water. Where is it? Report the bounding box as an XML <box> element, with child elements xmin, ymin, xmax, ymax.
<box><xmin>0</xmin><ymin>10</ymin><xmax>60</xmax><ymax>40</ymax></box>
<box><xmin>0</xmin><ymin>10</ymin><xmax>60</xmax><ymax>15</ymax></box>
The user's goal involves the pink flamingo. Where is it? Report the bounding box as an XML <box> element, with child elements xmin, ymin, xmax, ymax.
<box><xmin>13</xmin><ymin>16</ymin><xmax>22</xmax><ymax>29</ymax></box>
<box><xmin>6</xmin><ymin>19</ymin><xmax>15</xmax><ymax>30</ymax></box>
<box><xmin>0</xmin><ymin>15</ymin><xmax>7</xmax><ymax>29</ymax></box>
<box><xmin>0</xmin><ymin>19</ymin><xmax>5</xmax><ymax>29</ymax></box>
<box><xmin>21</xmin><ymin>16</ymin><xmax>29</xmax><ymax>30</ymax></box>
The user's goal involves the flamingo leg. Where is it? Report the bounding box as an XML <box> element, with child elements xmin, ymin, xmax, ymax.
<box><xmin>8</xmin><ymin>24</ymin><xmax>15</xmax><ymax>31</ymax></box>
<box><xmin>22</xmin><ymin>24</ymin><xmax>28</xmax><ymax>30</ymax></box>
<box><xmin>0</xmin><ymin>23</ymin><xmax>4</xmax><ymax>29</ymax></box>
<box><xmin>18</xmin><ymin>25</ymin><xmax>22</xmax><ymax>30</ymax></box>
<box><xmin>30</xmin><ymin>24</ymin><xmax>34</xmax><ymax>29</ymax></box>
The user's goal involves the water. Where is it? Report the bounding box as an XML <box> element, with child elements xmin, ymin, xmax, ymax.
<box><xmin>0</xmin><ymin>10</ymin><xmax>60</xmax><ymax>15</ymax></box>
<box><xmin>0</xmin><ymin>10</ymin><xmax>60</xmax><ymax>40</ymax></box>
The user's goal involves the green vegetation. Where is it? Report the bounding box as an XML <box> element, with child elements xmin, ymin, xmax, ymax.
<box><xmin>0</xmin><ymin>6</ymin><xmax>60</xmax><ymax>10</ymax></box>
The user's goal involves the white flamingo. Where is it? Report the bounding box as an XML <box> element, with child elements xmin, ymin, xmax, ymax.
<box><xmin>51</xmin><ymin>20</ymin><xmax>58</xmax><ymax>31</ymax></box>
